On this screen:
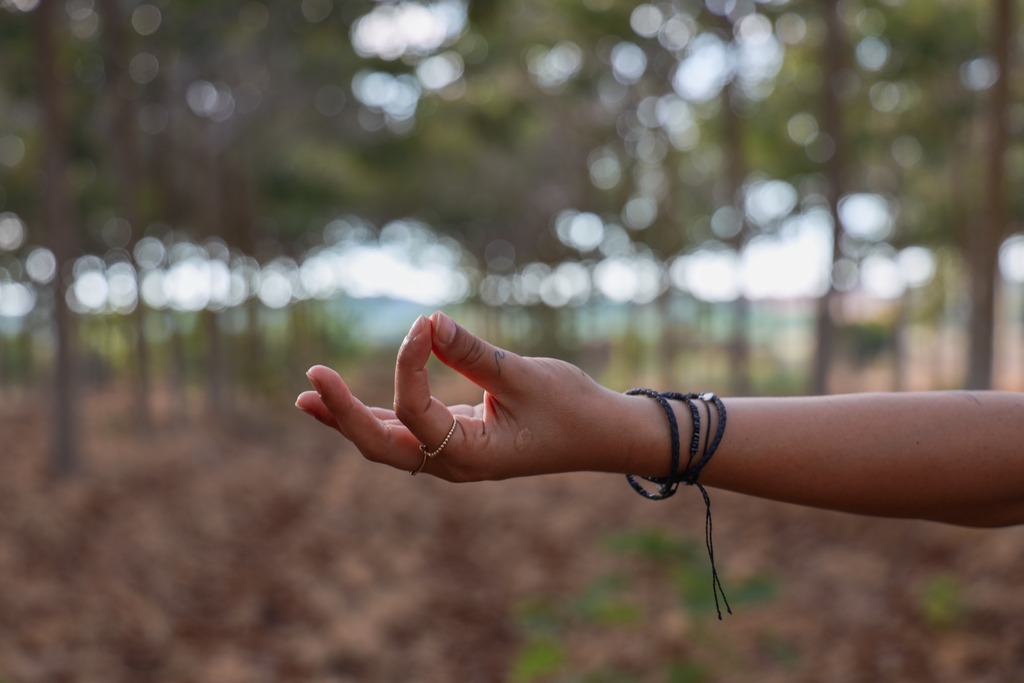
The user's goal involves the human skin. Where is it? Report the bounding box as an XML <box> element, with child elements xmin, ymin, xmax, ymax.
<box><xmin>295</xmin><ymin>311</ymin><xmax>1024</xmax><ymax>528</ymax></box>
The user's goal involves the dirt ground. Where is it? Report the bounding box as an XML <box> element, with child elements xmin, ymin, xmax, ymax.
<box><xmin>1</xmin><ymin>384</ymin><xmax>1022</xmax><ymax>683</ymax></box>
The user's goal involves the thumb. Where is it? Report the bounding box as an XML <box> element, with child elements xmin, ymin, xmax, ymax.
<box><xmin>430</xmin><ymin>311</ymin><xmax>521</xmax><ymax>395</ymax></box>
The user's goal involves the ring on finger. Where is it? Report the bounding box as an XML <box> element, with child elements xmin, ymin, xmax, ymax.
<box><xmin>410</xmin><ymin>417</ymin><xmax>457</xmax><ymax>475</ymax></box>
<box><xmin>410</xmin><ymin>451</ymin><xmax>429</xmax><ymax>476</ymax></box>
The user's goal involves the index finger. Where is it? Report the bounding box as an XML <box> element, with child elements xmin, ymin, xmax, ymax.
<box><xmin>392</xmin><ymin>316</ymin><xmax>463</xmax><ymax>454</ymax></box>
<box><xmin>306</xmin><ymin>364</ymin><xmax>422</xmax><ymax>470</ymax></box>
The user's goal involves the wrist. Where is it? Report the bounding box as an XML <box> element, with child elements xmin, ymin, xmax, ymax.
<box><xmin>616</xmin><ymin>391</ymin><xmax>696</xmax><ymax>478</ymax></box>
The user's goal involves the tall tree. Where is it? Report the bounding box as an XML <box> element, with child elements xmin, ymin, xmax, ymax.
<box><xmin>966</xmin><ymin>0</ymin><xmax>1014</xmax><ymax>390</ymax></box>
<box><xmin>37</xmin><ymin>0</ymin><xmax>80</xmax><ymax>475</ymax></box>
<box><xmin>95</xmin><ymin>0</ymin><xmax>152</xmax><ymax>426</ymax></box>
<box><xmin>810</xmin><ymin>0</ymin><xmax>849</xmax><ymax>395</ymax></box>
<box><xmin>716</xmin><ymin>11</ymin><xmax>752</xmax><ymax>397</ymax></box>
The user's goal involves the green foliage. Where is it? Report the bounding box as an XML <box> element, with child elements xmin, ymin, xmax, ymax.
<box><xmin>757</xmin><ymin>632</ymin><xmax>801</xmax><ymax>670</ymax></box>
<box><xmin>510</xmin><ymin>637</ymin><xmax>567</xmax><ymax>683</ymax></box>
<box><xmin>514</xmin><ymin>596</ymin><xmax>564</xmax><ymax>637</ymax></box>
<box><xmin>563</xmin><ymin>670</ymin><xmax>640</xmax><ymax>683</ymax></box>
<box><xmin>571</xmin><ymin>574</ymin><xmax>643</xmax><ymax>627</ymax></box>
<box><xmin>838</xmin><ymin>321</ymin><xmax>894</xmax><ymax>365</ymax></box>
<box><xmin>749</xmin><ymin>368</ymin><xmax>809</xmax><ymax>397</ymax></box>
<box><xmin>919</xmin><ymin>574</ymin><xmax>965</xmax><ymax>629</ymax></box>
<box><xmin>603</xmin><ymin>528</ymin><xmax>699</xmax><ymax>563</ymax></box>
<box><xmin>665</xmin><ymin>660</ymin><xmax>711</xmax><ymax>683</ymax></box>
<box><xmin>606</xmin><ymin>527</ymin><xmax>778</xmax><ymax>615</ymax></box>
<box><xmin>509</xmin><ymin>527</ymin><xmax>781</xmax><ymax>681</ymax></box>
<box><xmin>673</xmin><ymin>560</ymin><xmax>778</xmax><ymax>616</ymax></box>
<box><xmin>512</xmin><ymin>572</ymin><xmax>645</xmax><ymax>637</ymax></box>
<box><xmin>727</xmin><ymin>575</ymin><xmax>779</xmax><ymax>606</ymax></box>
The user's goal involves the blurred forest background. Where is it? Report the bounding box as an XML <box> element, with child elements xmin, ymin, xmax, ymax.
<box><xmin>1</xmin><ymin>0</ymin><xmax>1023</xmax><ymax>681</ymax></box>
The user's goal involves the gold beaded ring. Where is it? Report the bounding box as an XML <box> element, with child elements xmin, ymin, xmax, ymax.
<box><xmin>410</xmin><ymin>417</ymin><xmax>457</xmax><ymax>476</ymax></box>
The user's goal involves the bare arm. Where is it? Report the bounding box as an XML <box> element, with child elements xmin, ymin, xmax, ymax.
<box><xmin>296</xmin><ymin>312</ymin><xmax>1024</xmax><ymax>528</ymax></box>
<box><xmin>701</xmin><ymin>392</ymin><xmax>1024</xmax><ymax>527</ymax></box>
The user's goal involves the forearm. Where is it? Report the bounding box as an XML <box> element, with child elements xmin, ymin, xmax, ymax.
<box><xmin>620</xmin><ymin>391</ymin><xmax>1024</xmax><ymax>527</ymax></box>
<box><xmin>695</xmin><ymin>391</ymin><xmax>1024</xmax><ymax>527</ymax></box>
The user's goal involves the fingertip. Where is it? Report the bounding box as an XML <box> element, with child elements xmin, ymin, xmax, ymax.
<box><xmin>404</xmin><ymin>314</ymin><xmax>429</xmax><ymax>343</ymax></box>
<box><xmin>295</xmin><ymin>389</ymin><xmax>320</xmax><ymax>411</ymax></box>
<box><xmin>396</xmin><ymin>316</ymin><xmax>434</xmax><ymax>373</ymax></box>
<box><xmin>306</xmin><ymin>365</ymin><xmax>355</xmax><ymax>408</ymax></box>
<box><xmin>306</xmin><ymin>364</ymin><xmax>332</xmax><ymax>394</ymax></box>
<box><xmin>431</xmin><ymin>310</ymin><xmax>456</xmax><ymax>345</ymax></box>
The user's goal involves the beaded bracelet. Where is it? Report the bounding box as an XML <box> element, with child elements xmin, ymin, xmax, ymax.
<box><xmin>626</xmin><ymin>388</ymin><xmax>732</xmax><ymax>619</ymax></box>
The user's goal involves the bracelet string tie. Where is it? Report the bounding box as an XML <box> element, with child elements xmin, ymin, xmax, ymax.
<box><xmin>625</xmin><ymin>388</ymin><xmax>732</xmax><ymax>620</ymax></box>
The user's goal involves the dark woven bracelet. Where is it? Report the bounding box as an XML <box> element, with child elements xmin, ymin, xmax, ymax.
<box><xmin>661</xmin><ymin>391</ymin><xmax>702</xmax><ymax>474</ymax></box>
<box><xmin>625</xmin><ymin>388</ymin><xmax>731</xmax><ymax>619</ymax></box>
<box><xmin>678</xmin><ymin>392</ymin><xmax>727</xmax><ymax>485</ymax></box>
<box><xmin>623</xmin><ymin>388</ymin><xmax>685</xmax><ymax>500</ymax></box>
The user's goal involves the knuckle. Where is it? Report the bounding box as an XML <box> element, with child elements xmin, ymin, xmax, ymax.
<box><xmin>364</xmin><ymin>423</ymin><xmax>397</xmax><ymax>464</ymax></box>
<box><xmin>392</xmin><ymin>399</ymin><xmax>416</xmax><ymax>423</ymax></box>
<box><xmin>395</xmin><ymin>346</ymin><xmax>414</xmax><ymax>371</ymax></box>
<box><xmin>458</xmin><ymin>337</ymin><xmax>486</xmax><ymax>367</ymax></box>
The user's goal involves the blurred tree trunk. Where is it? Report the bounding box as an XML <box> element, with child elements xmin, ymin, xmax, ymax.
<box><xmin>0</xmin><ymin>335</ymin><xmax>8</xmax><ymax>398</ymax></box>
<box><xmin>221</xmin><ymin>155</ymin><xmax>263</xmax><ymax>399</ymax></box>
<box><xmin>966</xmin><ymin>0</ymin><xmax>1013</xmax><ymax>390</ymax></box>
<box><xmin>37</xmin><ymin>0</ymin><xmax>79</xmax><ymax>476</ymax></box>
<box><xmin>166</xmin><ymin>311</ymin><xmax>187</xmax><ymax>422</ymax></box>
<box><xmin>96</xmin><ymin>0</ymin><xmax>152</xmax><ymax>426</ymax></box>
<box><xmin>195</xmin><ymin>135</ymin><xmax>227</xmax><ymax>414</ymax></box>
<box><xmin>205</xmin><ymin>308</ymin><xmax>226</xmax><ymax>412</ymax></box>
<box><xmin>720</xmin><ymin>76</ymin><xmax>751</xmax><ymax>396</ymax></box>
<box><xmin>21</xmin><ymin>329</ymin><xmax>35</xmax><ymax>397</ymax></box>
<box><xmin>657</xmin><ymin>290</ymin><xmax>676</xmax><ymax>386</ymax></box>
<box><xmin>893</xmin><ymin>292</ymin><xmax>910</xmax><ymax>391</ymax></box>
<box><xmin>144</xmin><ymin>30</ymin><xmax>188</xmax><ymax>420</ymax></box>
<box><xmin>653</xmin><ymin>196</ymin><xmax>682</xmax><ymax>389</ymax></box>
<box><xmin>810</xmin><ymin>0</ymin><xmax>848</xmax><ymax>395</ymax></box>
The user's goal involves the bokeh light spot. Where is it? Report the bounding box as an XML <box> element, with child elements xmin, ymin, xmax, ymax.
<box><xmin>131</xmin><ymin>4</ymin><xmax>162</xmax><ymax>35</ymax></box>
<box><xmin>622</xmin><ymin>196</ymin><xmax>657</xmax><ymax>230</ymax></box>
<box><xmin>0</xmin><ymin>213</ymin><xmax>26</xmax><ymax>251</ymax></box>
<box><xmin>839</xmin><ymin>193</ymin><xmax>893</xmax><ymax>241</ymax></box>
<box><xmin>1000</xmin><ymin>234</ymin><xmax>1024</xmax><ymax>283</ymax></box>
<box><xmin>528</xmin><ymin>42</ymin><xmax>583</xmax><ymax>91</ymax></box>
<box><xmin>301</xmin><ymin>0</ymin><xmax>332</xmax><ymax>23</ymax></box>
<box><xmin>898</xmin><ymin>246</ymin><xmax>936</xmax><ymax>288</ymax></box>
<box><xmin>0</xmin><ymin>135</ymin><xmax>26</xmax><ymax>168</ymax></box>
<box><xmin>960</xmin><ymin>57</ymin><xmax>998</xmax><ymax>91</ymax></box>
<box><xmin>25</xmin><ymin>248</ymin><xmax>56</xmax><ymax>284</ymax></box>
<box><xmin>351</xmin><ymin>1</ymin><xmax>467</xmax><ymax>61</ymax></box>
<box><xmin>0</xmin><ymin>282</ymin><xmax>35</xmax><ymax>318</ymax></box>
<box><xmin>630</xmin><ymin>4</ymin><xmax>664</xmax><ymax>38</ymax></box>
<box><xmin>416</xmin><ymin>51</ymin><xmax>464</xmax><ymax>91</ymax></box>
<box><xmin>129</xmin><ymin>53</ymin><xmax>159</xmax><ymax>85</ymax></box>
<box><xmin>611</xmin><ymin>42</ymin><xmax>647</xmax><ymax>85</ymax></box>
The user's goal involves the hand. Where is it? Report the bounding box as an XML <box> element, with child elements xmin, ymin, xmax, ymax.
<box><xmin>295</xmin><ymin>312</ymin><xmax>663</xmax><ymax>481</ymax></box>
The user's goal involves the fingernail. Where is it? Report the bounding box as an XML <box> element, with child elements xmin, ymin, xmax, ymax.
<box><xmin>306</xmin><ymin>367</ymin><xmax>323</xmax><ymax>396</ymax></box>
<box><xmin>405</xmin><ymin>315</ymin><xmax>426</xmax><ymax>342</ymax></box>
<box><xmin>435</xmin><ymin>312</ymin><xmax>456</xmax><ymax>344</ymax></box>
